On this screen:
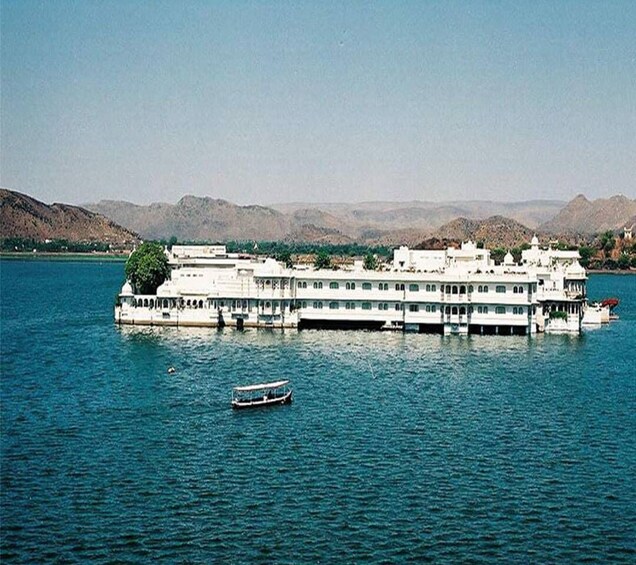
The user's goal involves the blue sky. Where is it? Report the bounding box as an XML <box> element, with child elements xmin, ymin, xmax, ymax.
<box><xmin>1</xmin><ymin>1</ymin><xmax>635</xmax><ymax>205</ymax></box>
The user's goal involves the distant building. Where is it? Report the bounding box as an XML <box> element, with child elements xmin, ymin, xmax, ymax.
<box><xmin>115</xmin><ymin>237</ymin><xmax>587</xmax><ymax>335</ymax></box>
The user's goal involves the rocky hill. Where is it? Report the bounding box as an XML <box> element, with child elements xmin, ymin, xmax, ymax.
<box><xmin>0</xmin><ymin>189</ymin><xmax>138</xmax><ymax>244</ymax></box>
<box><xmin>271</xmin><ymin>199</ymin><xmax>565</xmax><ymax>230</ymax></box>
<box><xmin>540</xmin><ymin>194</ymin><xmax>636</xmax><ymax>234</ymax></box>
<box><xmin>433</xmin><ymin>216</ymin><xmax>535</xmax><ymax>248</ymax></box>
<box><xmin>87</xmin><ymin>195</ymin><xmax>567</xmax><ymax>243</ymax></box>
<box><xmin>89</xmin><ymin>196</ymin><xmax>292</xmax><ymax>241</ymax></box>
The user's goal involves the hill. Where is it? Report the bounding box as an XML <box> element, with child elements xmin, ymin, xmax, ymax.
<box><xmin>433</xmin><ymin>216</ymin><xmax>535</xmax><ymax>248</ymax></box>
<box><xmin>0</xmin><ymin>189</ymin><xmax>138</xmax><ymax>244</ymax></box>
<box><xmin>87</xmin><ymin>195</ymin><xmax>567</xmax><ymax>243</ymax></box>
<box><xmin>89</xmin><ymin>196</ymin><xmax>292</xmax><ymax>241</ymax></box>
<box><xmin>540</xmin><ymin>194</ymin><xmax>636</xmax><ymax>234</ymax></box>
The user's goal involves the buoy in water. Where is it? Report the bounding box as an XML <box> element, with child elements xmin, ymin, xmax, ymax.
<box><xmin>167</xmin><ymin>366</ymin><xmax>176</xmax><ymax>374</ymax></box>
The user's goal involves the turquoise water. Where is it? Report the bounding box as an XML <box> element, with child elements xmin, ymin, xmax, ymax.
<box><xmin>1</xmin><ymin>260</ymin><xmax>635</xmax><ymax>563</ymax></box>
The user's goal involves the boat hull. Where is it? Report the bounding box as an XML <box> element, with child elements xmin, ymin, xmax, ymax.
<box><xmin>231</xmin><ymin>391</ymin><xmax>293</xmax><ymax>410</ymax></box>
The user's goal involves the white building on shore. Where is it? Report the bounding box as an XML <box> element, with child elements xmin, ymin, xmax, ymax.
<box><xmin>115</xmin><ymin>237</ymin><xmax>587</xmax><ymax>335</ymax></box>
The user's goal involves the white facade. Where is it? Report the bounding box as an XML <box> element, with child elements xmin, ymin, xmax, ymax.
<box><xmin>116</xmin><ymin>240</ymin><xmax>588</xmax><ymax>335</ymax></box>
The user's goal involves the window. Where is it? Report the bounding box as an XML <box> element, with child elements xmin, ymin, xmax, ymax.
<box><xmin>495</xmin><ymin>306</ymin><xmax>506</xmax><ymax>314</ymax></box>
<box><xmin>460</xmin><ymin>286</ymin><xmax>466</xmax><ymax>294</ymax></box>
<box><xmin>395</xmin><ymin>303</ymin><xmax>402</xmax><ymax>311</ymax></box>
<box><xmin>298</xmin><ymin>281</ymin><xmax>307</xmax><ymax>289</ymax></box>
<box><xmin>452</xmin><ymin>306</ymin><xmax>458</xmax><ymax>315</ymax></box>
<box><xmin>313</xmin><ymin>281</ymin><xmax>323</xmax><ymax>289</ymax></box>
<box><xmin>362</xmin><ymin>282</ymin><xmax>372</xmax><ymax>290</ymax></box>
<box><xmin>346</xmin><ymin>282</ymin><xmax>356</xmax><ymax>290</ymax></box>
<box><xmin>452</xmin><ymin>286</ymin><xmax>458</xmax><ymax>294</ymax></box>
<box><xmin>468</xmin><ymin>285</ymin><xmax>473</xmax><ymax>293</ymax></box>
<box><xmin>409</xmin><ymin>284</ymin><xmax>419</xmax><ymax>292</ymax></box>
<box><xmin>513</xmin><ymin>307</ymin><xmax>524</xmax><ymax>315</ymax></box>
<box><xmin>431</xmin><ymin>305</ymin><xmax>436</xmax><ymax>313</ymax></box>
<box><xmin>409</xmin><ymin>304</ymin><xmax>419</xmax><ymax>312</ymax></box>
<box><xmin>362</xmin><ymin>302</ymin><xmax>372</xmax><ymax>310</ymax></box>
<box><xmin>425</xmin><ymin>305</ymin><xmax>431</xmax><ymax>312</ymax></box>
<box><xmin>380</xmin><ymin>303</ymin><xmax>389</xmax><ymax>310</ymax></box>
<box><xmin>329</xmin><ymin>302</ymin><xmax>339</xmax><ymax>310</ymax></box>
<box><xmin>313</xmin><ymin>301</ymin><xmax>323</xmax><ymax>309</ymax></box>
<box><xmin>379</xmin><ymin>283</ymin><xmax>389</xmax><ymax>291</ymax></box>
<box><xmin>496</xmin><ymin>285</ymin><xmax>506</xmax><ymax>293</ymax></box>
<box><xmin>459</xmin><ymin>306</ymin><xmax>466</xmax><ymax>315</ymax></box>
<box><xmin>301</xmin><ymin>301</ymin><xmax>307</xmax><ymax>308</ymax></box>
<box><xmin>395</xmin><ymin>283</ymin><xmax>401</xmax><ymax>291</ymax></box>
<box><xmin>345</xmin><ymin>302</ymin><xmax>355</xmax><ymax>310</ymax></box>
<box><xmin>329</xmin><ymin>282</ymin><xmax>339</xmax><ymax>289</ymax></box>
<box><xmin>425</xmin><ymin>284</ymin><xmax>431</xmax><ymax>292</ymax></box>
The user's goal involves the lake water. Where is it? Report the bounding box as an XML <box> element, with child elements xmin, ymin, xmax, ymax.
<box><xmin>1</xmin><ymin>259</ymin><xmax>635</xmax><ymax>563</ymax></box>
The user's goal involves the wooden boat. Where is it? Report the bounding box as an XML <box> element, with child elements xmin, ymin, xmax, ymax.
<box><xmin>231</xmin><ymin>380</ymin><xmax>292</xmax><ymax>409</ymax></box>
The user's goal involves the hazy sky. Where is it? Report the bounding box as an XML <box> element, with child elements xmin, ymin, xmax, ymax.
<box><xmin>1</xmin><ymin>1</ymin><xmax>635</xmax><ymax>206</ymax></box>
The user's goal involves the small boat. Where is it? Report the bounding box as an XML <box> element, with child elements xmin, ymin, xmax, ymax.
<box><xmin>231</xmin><ymin>380</ymin><xmax>292</xmax><ymax>409</ymax></box>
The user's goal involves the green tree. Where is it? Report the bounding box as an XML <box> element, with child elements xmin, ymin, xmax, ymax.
<box><xmin>363</xmin><ymin>253</ymin><xmax>378</xmax><ymax>270</ymax></box>
<box><xmin>491</xmin><ymin>247</ymin><xmax>506</xmax><ymax>264</ymax></box>
<box><xmin>125</xmin><ymin>242</ymin><xmax>170</xmax><ymax>294</ymax></box>
<box><xmin>168</xmin><ymin>235</ymin><xmax>178</xmax><ymax>250</ymax></box>
<box><xmin>617</xmin><ymin>253</ymin><xmax>630</xmax><ymax>270</ymax></box>
<box><xmin>276</xmin><ymin>250</ymin><xmax>293</xmax><ymax>268</ymax></box>
<box><xmin>578</xmin><ymin>245</ymin><xmax>595</xmax><ymax>268</ymax></box>
<box><xmin>314</xmin><ymin>250</ymin><xmax>332</xmax><ymax>270</ymax></box>
<box><xmin>600</xmin><ymin>230</ymin><xmax>615</xmax><ymax>255</ymax></box>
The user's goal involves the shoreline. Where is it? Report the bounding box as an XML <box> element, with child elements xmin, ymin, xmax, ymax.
<box><xmin>1</xmin><ymin>252</ymin><xmax>635</xmax><ymax>273</ymax></box>
<box><xmin>0</xmin><ymin>252</ymin><xmax>128</xmax><ymax>262</ymax></box>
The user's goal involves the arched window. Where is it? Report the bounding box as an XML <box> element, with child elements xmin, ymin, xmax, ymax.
<box><xmin>445</xmin><ymin>306</ymin><xmax>450</xmax><ymax>314</ymax></box>
<box><xmin>452</xmin><ymin>286</ymin><xmax>458</xmax><ymax>294</ymax></box>
<box><xmin>199</xmin><ymin>300</ymin><xmax>204</xmax><ymax>308</ymax></box>
<box><xmin>409</xmin><ymin>284</ymin><xmax>419</xmax><ymax>292</ymax></box>
<box><xmin>143</xmin><ymin>299</ymin><xmax>149</xmax><ymax>307</ymax></box>
<box><xmin>468</xmin><ymin>285</ymin><xmax>473</xmax><ymax>293</ymax></box>
<box><xmin>459</xmin><ymin>306</ymin><xmax>466</xmax><ymax>315</ymax></box>
<box><xmin>446</xmin><ymin>285</ymin><xmax>451</xmax><ymax>294</ymax></box>
<box><xmin>362</xmin><ymin>282</ymin><xmax>372</xmax><ymax>290</ymax></box>
<box><xmin>329</xmin><ymin>282</ymin><xmax>339</xmax><ymax>289</ymax></box>
<box><xmin>452</xmin><ymin>306</ymin><xmax>458</xmax><ymax>315</ymax></box>
<box><xmin>329</xmin><ymin>302</ymin><xmax>339</xmax><ymax>309</ymax></box>
<box><xmin>460</xmin><ymin>286</ymin><xmax>466</xmax><ymax>294</ymax></box>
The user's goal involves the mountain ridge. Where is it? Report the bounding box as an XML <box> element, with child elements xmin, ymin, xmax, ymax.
<box><xmin>0</xmin><ymin>188</ymin><xmax>138</xmax><ymax>244</ymax></box>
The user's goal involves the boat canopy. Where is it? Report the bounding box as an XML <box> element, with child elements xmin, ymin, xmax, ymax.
<box><xmin>233</xmin><ymin>380</ymin><xmax>290</xmax><ymax>392</ymax></box>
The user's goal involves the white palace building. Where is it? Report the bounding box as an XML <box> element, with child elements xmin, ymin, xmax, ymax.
<box><xmin>115</xmin><ymin>237</ymin><xmax>588</xmax><ymax>335</ymax></box>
